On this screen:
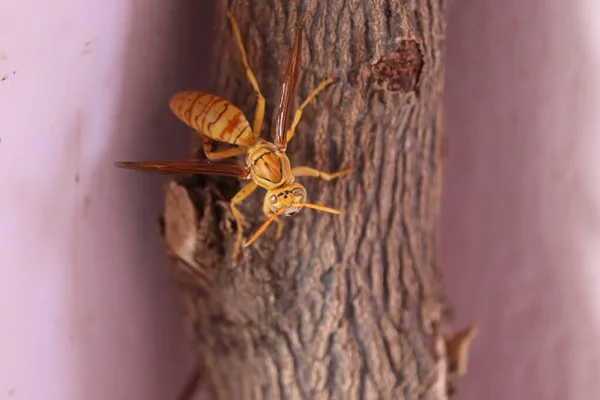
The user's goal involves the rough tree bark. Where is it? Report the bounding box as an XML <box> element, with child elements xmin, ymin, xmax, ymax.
<box><xmin>163</xmin><ymin>0</ymin><xmax>460</xmax><ymax>399</ymax></box>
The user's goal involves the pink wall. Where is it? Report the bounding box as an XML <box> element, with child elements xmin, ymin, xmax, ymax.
<box><xmin>2</xmin><ymin>0</ymin><xmax>599</xmax><ymax>399</ymax></box>
<box><xmin>441</xmin><ymin>0</ymin><xmax>600</xmax><ymax>399</ymax></box>
<box><xmin>0</xmin><ymin>0</ymin><xmax>212</xmax><ymax>398</ymax></box>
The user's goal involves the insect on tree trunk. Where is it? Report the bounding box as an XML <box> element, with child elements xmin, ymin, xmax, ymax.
<box><xmin>163</xmin><ymin>0</ymin><xmax>464</xmax><ymax>399</ymax></box>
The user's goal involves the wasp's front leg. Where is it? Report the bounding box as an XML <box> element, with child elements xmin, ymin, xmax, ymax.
<box><xmin>262</xmin><ymin>197</ymin><xmax>285</xmax><ymax>240</ymax></box>
<box><xmin>230</xmin><ymin>181</ymin><xmax>257</xmax><ymax>260</ymax></box>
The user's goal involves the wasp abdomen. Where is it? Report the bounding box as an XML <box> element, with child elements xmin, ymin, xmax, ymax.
<box><xmin>169</xmin><ymin>91</ymin><xmax>254</xmax><ymax>146</ymax></box>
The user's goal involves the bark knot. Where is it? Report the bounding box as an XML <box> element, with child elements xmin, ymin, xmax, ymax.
<box><xmin>373</xmin><ymin>40</ymin><xmax>423</xmax><ymax>92</ymax></box>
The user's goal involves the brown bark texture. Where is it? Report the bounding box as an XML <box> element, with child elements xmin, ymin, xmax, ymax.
<box><xmin>163</xmin><ymin>0</ymin><xmax>451</xmax><ymax>399</ymax></box>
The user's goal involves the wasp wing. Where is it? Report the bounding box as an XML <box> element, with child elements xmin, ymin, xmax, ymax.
<box><xmin>115</xmin><ymin>159</ymin><xmax>250</xmax><ymax>179</ymax></box>
<box><xmin>271</xmin><ymin>20</ymin><xmax>303</xmax><ymax>150</ymax></box>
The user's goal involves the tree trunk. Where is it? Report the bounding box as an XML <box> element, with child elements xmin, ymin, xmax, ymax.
<box><xmin>164</xmin><ymin>0</ymin><xmax>453</xmax><ymax>399</ymax></box>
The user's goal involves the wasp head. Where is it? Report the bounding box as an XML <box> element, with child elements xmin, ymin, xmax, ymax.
<box><xmin>265</xmin><ymin>183</ymin><xmax>307</xmax><ymax>215</ymax></box>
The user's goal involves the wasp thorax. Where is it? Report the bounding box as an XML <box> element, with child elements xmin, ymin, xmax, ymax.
<box><xmin>247</xmin><ymin>142</ymin><xmax>294</xmax><ymax>190</ymax></box>
<box><xmin>265</xmin><ymin>183</ymin><xmax>307</xmax><ymax>215</ymax></box>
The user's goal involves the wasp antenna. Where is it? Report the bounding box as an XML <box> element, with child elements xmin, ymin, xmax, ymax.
<box><xmin>298</xmin><ymin>202</ymin><xmax>345</xmax><ymax>215</ymax></box>
<box><xmin>244</xmin><ymin>207</ymin><xmax>288</xmax><ymax>247</ymax></box>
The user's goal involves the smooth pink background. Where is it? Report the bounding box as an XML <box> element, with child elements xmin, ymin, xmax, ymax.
<box><xmin>1</xmin><ymin>0</ymin><xmax>211</xmax><ymax>399</ymax></box>
<box><xmin>441</xmin><ymin>0</ymin><xmax>600</xmax><ymax>399</ymax></box>
<box><xmin>2</xmin><ymin>0</ymin><xmax>599</xmax><ymax>399</ymax></box>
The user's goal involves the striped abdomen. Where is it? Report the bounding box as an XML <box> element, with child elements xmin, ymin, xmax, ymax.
<box><xmin>169</xmin><ymin>91</ymin><xmax>254</xmax><ymax>146</ymax></box>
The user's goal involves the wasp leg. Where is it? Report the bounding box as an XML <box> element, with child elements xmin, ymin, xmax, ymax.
<box><xmin>291</xmin><ymin>166</ymin><xmax>353</xmax><ymax>181</ymax></box>
<box><xmin>286</xmin><ymin>78</ymin><xmax>336</xmax><ymax>143</ymax></box>
<box><xmin>202</xmin><ymin>140</ymin><xmax>247</xmax><ymax>160</ymax></box>
<box><xmin>230</xmin><ymin>181</ymin><xmax>258</xmax><ymax>260</ymax></box>
<box><xmin>227</xmin><ymin>12</ymin><xmax>265</xmax><ymax>141</ymax></box>
<box><xmin>262</xmin><ymin>198</ymin><xmax>285</xmax><ymax>240</ymax></box>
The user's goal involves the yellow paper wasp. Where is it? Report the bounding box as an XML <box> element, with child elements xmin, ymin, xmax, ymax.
<box><xmin>116</xmin><ymin>12</ymin><xmax>352</xmax><ymax>260</ymax></box>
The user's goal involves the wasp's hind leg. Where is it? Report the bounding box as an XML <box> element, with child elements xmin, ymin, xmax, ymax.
<box><xmin>202</xmin><ymin>137</ymin><xmax>246</xmax><ymax>160</ymax></box>
<box><xmin>227</xmin><ymin>12</ymin><xmax>265</xmax><ymax>141</ymax></box>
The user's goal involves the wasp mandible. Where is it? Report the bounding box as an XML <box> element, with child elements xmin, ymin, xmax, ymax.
<box><xmin>116</xmin><ymin>12</ymin><xmax>352</xmax><ymax>260</ymax></box>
